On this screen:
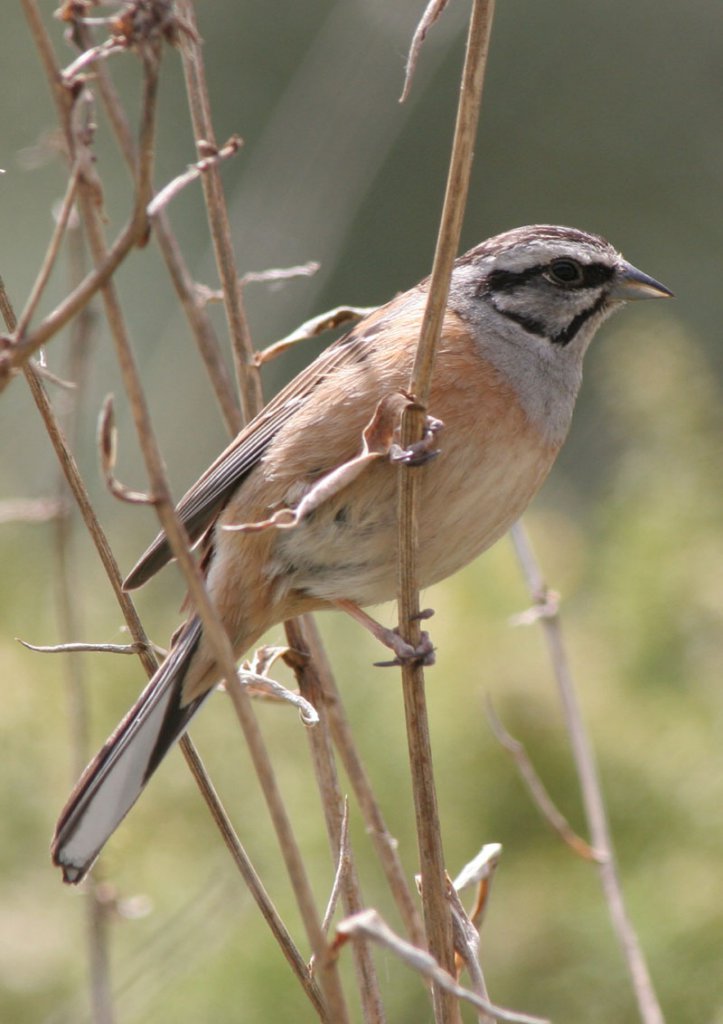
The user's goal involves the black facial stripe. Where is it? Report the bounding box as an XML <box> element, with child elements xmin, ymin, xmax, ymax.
<box><xmin>491</xmin><ymin>301</ymin><xmax>548</xmax><ymax>338</ymax></box>
<box><xmin>578</xmin><ymin>263</ymin><xmax>615</xmax><ymax>288</ymax></box>
<box><xmin>486</xmin><ymin>261</ymin><xmax>615</xmax><ymax>295</ymax></box>
<box><xmin>485</xmin><ymin>266</ymin><xmax>540</xmax><ymax>293</ymax></box>
<box><xmin>551</xmin><ymin>293</ymin><xmax>607</xmax><ymax>346</ymax></box>
<box><xmin>490</xmin><ymin>292</ymin><xmax>608</xmax><ymax>347</ymax></box>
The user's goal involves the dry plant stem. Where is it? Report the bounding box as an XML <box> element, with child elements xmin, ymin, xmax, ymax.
<box><xmin>80</xmin><ymin>10</ymin><xmax>342</xmax><ymax>1014</ymax></box>
<box><xmin>485</xmin><ymin>700</ymin><xmax>599</xmax><ymax>861</ymax></box>
<box><xmin>320</xmin><ymin>798</ymin><xmax>350</xmax><ymax>934</ymax></box>
<box><xmin>174</xmin><ymin>13</ymin><xmax>352</xmax><ymax>1017</ymax></box>
<box><xmin>174</xmin><ymin>15</ymin><xmax>348</xmax><ymax>1011</ymax></box>
<box><xmin>253</xmin><ymin>305</ymin><xmax>376</xmax><ymax>366</ymax></box>
<box><xmin>5</xmin><ymin>206</ymin><xmax>147</xmax><ymax>379</ymax></box>
<box><xmin>447</xmin><ymin>887</ymin><xmax>493</xmax><ymax>1024</ymax></box>
<box><xmin>5</xmin><ymin>7</ymin><xmax>148</xmax><ymax>384</ymax></box>
<box><xmin>146</xmin><ymin>135</ymin><xmax>243</xmax><ymax>217</ymax></box>
<box><xmin>223</xmin><ymin>679</ymin><xmax>350</xmax><ymax>1024</ymax></box>
<box><xmin>509</xmin><ymin>522</ymin><xmax>665</xmax><ymax>1024</ymax></box>
<box><xmin>73</xmin><ymin>16</ymin><xmax>243</xmax><ymax>436</ymax></box>
<box><xmin>176</xmin><ymin>0</ymin><xmax>263</xmax><ymax>422</ymax></box>
<box><xmin>13</xmin><ymin>160</ymin><xmax>81</xmax><ymax>341</ymax></box>
<box><xmin>306</xmin><ymin>622</ymin><xmax>426</xmax><ymax>948</ymax></box>
<box><xmin>55</xmin><ymin>225</ymin><xmax>115</xmax><ymax>1024</ymax></box>
<box><xmin>14</xmin><ymin>16</ymin><xmax>327</xmax><ymax>1018</ymax></box>
<box><xmin>19</xmin><ymin>346</ymin><xmax>250</xmax><ymax>1014</ymax></box>
<box><xmin>0</xmin><ymin>286</ymin><xmax>272</xmax><ymax>1000</ymax></box>
<box><xmin>285</xmin><ymin>616</ymin><xmax>386</xmax><ymax>1024</ymax></box>
<box><xmin>401</xmin><ymin>0</ymin><xmax>451</xmax><ymax>103</ymax></box>
<box><xmin>334</xmin><ymin>910</ymin><xmax>548</xmax><ymax>1024</ymax></box>
<box><xmin>182</xmin><ymin>726</ymin><xmax>326</xmax><ymax>1022</ymax></box>
<box><xmin>408</xmin><ymin>0</ymin><xmax>495</xmax><ymax>408</ymax></box>
<box><xmin>396</xmin><ymin>4</ymin><xmax>494</xmax><ymax>1023</ymax></box>
<box><xmin>74</xmin><ymin>54</ymin><xmax>348</xmax><ymax>1024</ymax></box>
<box><xmin>0</xmin><ymin>283</ymin><xmax>119</xmax><ymax>1024</ymax></box>
<box><xmin>179</xmin><ymin>735</ymin><xmax>327</xmax><ymax>1021</ymax></box>
<box><xmin>4</xmin><ymin>193</ymin><xmax>327</xmax><ymax>1024</ymax></box>
<box><xmin>18</xmin><ymin>640</ymin><xmax>149</xmax><ymax>656</ymax></box>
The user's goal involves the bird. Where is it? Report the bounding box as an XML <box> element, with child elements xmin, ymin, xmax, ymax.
<box><xmin>51</xmin><ymin>224</ymin><xmax>672</xmax><ymax>883</ymax></box>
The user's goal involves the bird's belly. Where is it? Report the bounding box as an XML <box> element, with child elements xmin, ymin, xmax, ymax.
<box><xmin>270</xmin><ymin>426</ymin><xmax>558</xmax><ymax>608</ymax></box>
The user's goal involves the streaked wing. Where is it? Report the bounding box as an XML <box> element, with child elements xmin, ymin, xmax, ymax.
<box><xmin>123</xmin><ymin>302</ymin><xmax>393</xmax><ymax>590</ymax></box>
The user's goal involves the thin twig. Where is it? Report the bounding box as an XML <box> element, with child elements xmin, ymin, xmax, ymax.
<box><xmin>395</xmin><ymin>4</ymin><xmax>495</xmax><ymax>1022</ymax></box>
<box><xmin>2</xmin><ymin>269</ymin><xmax>255</xmax><ymax>961</ymax></box>
<box><xmin>223</xmin><ymin>676</ymin><xmax>350</xmax><ymax>1024</ymax></box>
<box><xmin>196</xmin><ymin>261</ymin><xmax>323</xmax><ymax>305</ymax></box>
<box><xmin>56</xmin><ymin>212</ymin><xmax>115</xmax><ymax>1024</ymax></box>
<box><xmin>147</xmin><ymin>135</ymin><xmax>243</xmax><ymax>218</ymax></box>
<box><xmin>2</xmin><ymin>10</ymin><xmax>151</xmax><ymax>385</ymax></box>
<box><xmin>97</xmin><ymin>395</ymin><xmax>156</xmax><ymax>505</ymax></box>
<box><xmin>173</xmin><ymin>11</ymin><xmax>360</xmax><ymax>1017</ymax></box>
<box><xmin>234</xmin><ymin>667</ymin><xmax>319</xmax><ymax>724</ymax></box>
<box><xmin>320</xmin><ymin>799</ymin><xmax>351</xmax><ymax>936</ymax></box>
<box><xmin>284</xmin><ymin>616</ymin><xmax>386</xmax><ymax>1024</ymax></box>
<box><xmin>28</xmin><ymin>361</ymin><xmax>78</xmax><ymax>390</ymax></box>
<box><xmin>71</xmin><ymin>15</ymin><xmax>243</xmax><ymax>436</ymax></box>
<box><xmin>9</xmin><ymin>14</ymin><xmax>325</xmax><ymax>1018</ymax></box>
<box><xmin>3</xmin><ymin>231</ymin><xmax>118</xmax><ymax>1024</ymax></box>
<box><xmin>153</xmin><ymin>216</ymin><xmax>245</xmax><ymax>436</ymax></box>
<box><xmin>17</xmin><ymin>639</ymin><xmax>150</xmax><ymax>656</ymax></box>
<box><xmin>509</xmin><ymin>521</ymin><xmax>665</xmax><ymax>1024</ymax></box>
<box><xmin>179</xmin><ymin>737</ymin><xmax>328</xmax><ymax>1021</ymax></box>
<box><xmin>447</xmin><ymin>885</ymin><xmax>493</xmax><ymax>1024</ymax></box>
<box><xmin>13</xmin><ymin>159</ymin><xmax>81</xmax><ymax>340</ymax></box>
<box><xmin>333</xmin><ymin>909</ymin><xmax>549</xmax><ymax>1024</ymax></box>
<box><xmin>300</xmin><ymin>617</ymin><xmax>426</xmax><ymax>947</ymax></box>
<box><xmin>1</xmin><ymin>209</ymin><xmax>148</xmax><ymax>387</ymax></box>
<box><xmin>240</xmin><ymin>260</ymin><xmax>321</xmax><ymax>287</ymax></box>
<box><xmin>170</xmin><ymin>12</ymin><xmax>350</xmax><ymax>1010</ymax></box>
<box><xmin>453</xmin><ymin>843</ymin><xmax>502</xmax><ymax>932</ymax></box>
<box><xmin>252</xmin><ymin>305</ymin><xmax>377</xmax><ymax>366</ymax></box>
<box><xmin>61</xmin><ymin>37</ymin><xmax>124</xmax><ymax>83</ymax></box>
<box><xmin>485</xmin><ymin>699</ymin><xmax>600</xmax><ymax>861</ymax></box>
<box><xmin>74</xmin><ymin>41</ymin><xmax>346</xmax><ymax>1024</ymax></box>
<box><xmin>400</xmin><ymin>0</ymin><xmax>452</xmax><ymax>103</ymax></box>
<box><xmin>176</xmin><ymin>0</ymin><xmax>263</xmax><ymax>422</ymax></box>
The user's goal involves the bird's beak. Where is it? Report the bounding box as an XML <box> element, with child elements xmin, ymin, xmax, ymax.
<box><xmin>612</xmin><ymin>261</ymin><xmax>674</xmax><ymax>301</ymax></box>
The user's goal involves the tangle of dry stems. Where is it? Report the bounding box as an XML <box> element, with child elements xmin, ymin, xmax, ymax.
<box><xmin>1</xmin><ymin>3</ymin><xmax>665</xmax><ymax>1024</ymax></box>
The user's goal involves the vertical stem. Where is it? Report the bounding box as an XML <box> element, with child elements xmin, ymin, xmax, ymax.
<box><xmin>58</xmin><ymin>222</ymin><xmax>115</xmax><ymax>1024</ymax></box>
<box><xmin>72</xmin><ymin>18</ymin><xmax>244</xmax><ymax>438</ymax></box>
<box><xmin>396</xmin><ymin>4</ymin><xmax>495</xmax><ymax>1022</ymax></box>
<box><xmin>176</xmin><ymin>0</ymin><xmax>264</xmax><ymax>422</ymax></box>
<box><xmin>285</xmin><ymin>616</ymin><xmax>386</xmax><ymax>1024</ymax></box>
<box><xmin>312</xmin><ymin>639</ymin><xmax>427</xmax><ymax>948</ymax></box>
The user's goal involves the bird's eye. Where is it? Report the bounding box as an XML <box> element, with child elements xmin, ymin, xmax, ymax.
<box><xmin>547</xmin><ymin>258</ymin><xmax>584</xmax><ymax>286</ymax></box>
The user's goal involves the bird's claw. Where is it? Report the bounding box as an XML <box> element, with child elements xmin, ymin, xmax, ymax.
<box><xmin>389</xmin><ymin>415</ymin><xmax>444</xmax><ymax>467</ymax></box>
<box><xmin>374</xmin><ymin>629</ymin><xmax>436</xmax><ymax>668</ymax></box>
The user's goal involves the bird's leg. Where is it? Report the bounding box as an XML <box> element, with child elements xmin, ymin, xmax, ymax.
<box><xmin>334</xmin><ymin>599</ymin><xmax>436</xmax><ymax>667</ymax></box>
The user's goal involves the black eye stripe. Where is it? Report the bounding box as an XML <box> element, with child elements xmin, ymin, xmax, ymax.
<box><xmin>485</xmin><ymin>267</ymin><xmax>539</xmax><ymax>292</ymax></box>
<box><xmin>577</xmin><ymin>263</ymin><xmax>615</xmax><ymax>288</ymax></box>
<box><xmin>486</xmin><ymin>261</ymin><xmax>615</xmax><ymax>294</ymax></box>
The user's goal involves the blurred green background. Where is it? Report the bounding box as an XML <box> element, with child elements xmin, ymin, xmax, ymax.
<box><xmin>1</xmin><ymin>1</ymin><xmax>722</xmax><ymax>1021</ymax></box>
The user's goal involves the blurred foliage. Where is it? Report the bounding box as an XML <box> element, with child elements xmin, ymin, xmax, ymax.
<box><xmin>1</xmin><ymin>1</ymin><xmax>722</xmax><ymax>1023</ymax></box>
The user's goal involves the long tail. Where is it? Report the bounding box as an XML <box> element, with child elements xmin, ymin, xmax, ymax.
<box><xmin>52</xmin><ymin>616</ymin><xmax>210</xmax><ymax>884</ymax></box>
